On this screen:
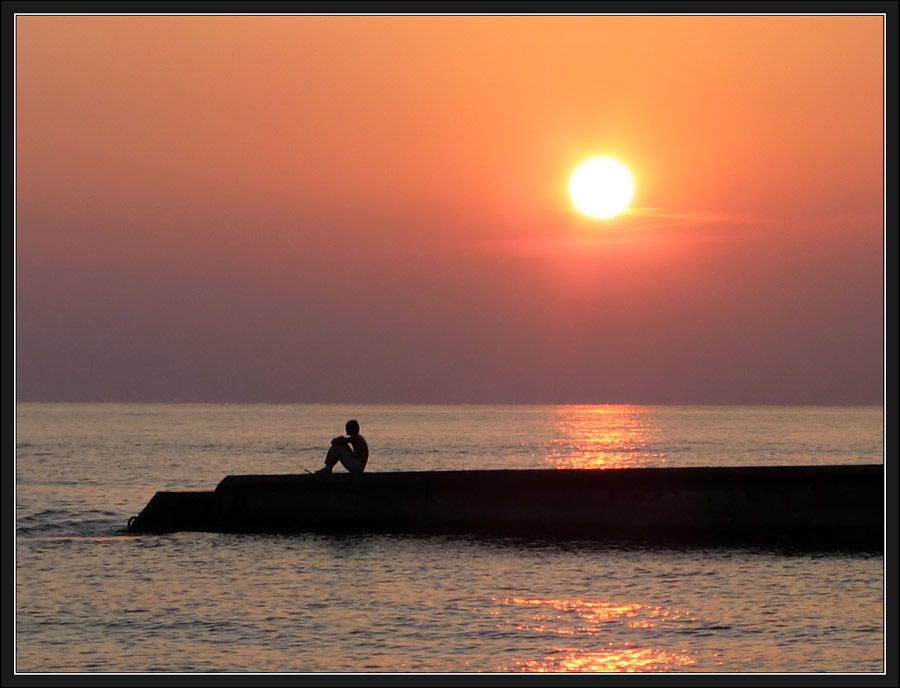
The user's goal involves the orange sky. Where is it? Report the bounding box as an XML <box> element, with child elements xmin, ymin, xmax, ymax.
<box><xmin>15</xmin><ymin>14</ymin><xmax>884</xmax><ymax>403</ymax></box>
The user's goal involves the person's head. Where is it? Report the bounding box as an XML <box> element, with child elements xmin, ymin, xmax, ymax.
<box><xmin>345</xmin><ymin>419</ymin><xmax>360</xmax><ymax>436</ymax></box>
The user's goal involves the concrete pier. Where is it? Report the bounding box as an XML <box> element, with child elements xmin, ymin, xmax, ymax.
<box><xmin>126</xmin><ymin>465</ymin><xmax>883</xmax><ymax>551</ymax></box>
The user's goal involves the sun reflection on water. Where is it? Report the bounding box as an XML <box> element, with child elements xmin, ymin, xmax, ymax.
<box><xmin>513</xmin><ymin>646</ymin><xmax>696</xmax><ymax>672</ymax></box>
<box><xmin>496</xmin><ymin>596</ymin><xmax>697</xmax><ymax>673</ymax></box>
<box><xmin>547</xmin><ymin>405</ymin><xmax>665</xmax><ymax>470</ymax></box>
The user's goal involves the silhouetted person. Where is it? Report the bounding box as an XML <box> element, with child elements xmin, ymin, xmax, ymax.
<box><xmin>316</xmin><ymin>420</ymin><xmax>368</xmax><ymax>474</ymax></box>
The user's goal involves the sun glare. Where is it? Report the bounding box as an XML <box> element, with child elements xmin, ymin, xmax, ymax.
<box><xmin>569</xmin><ymin>158</ymin><xmax>634</xmax><ymax>219</ymax></box>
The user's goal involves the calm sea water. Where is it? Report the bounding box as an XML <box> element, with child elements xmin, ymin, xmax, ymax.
<box><xmin>14</xmin><ymin>404</ymin><xmax>884</xmax><ymax>674</ymax></box>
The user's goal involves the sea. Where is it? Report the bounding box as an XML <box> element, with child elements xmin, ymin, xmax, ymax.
<box><xmin>14</xmin><ymin>403</ymin><xmax>885</xmax><ymax>675</ymax></box>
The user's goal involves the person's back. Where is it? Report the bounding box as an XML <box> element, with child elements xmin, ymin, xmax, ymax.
<box><xmin>349</xmin><ymin>430</ymin><xmax>368</xmax><ymax>467</ymax></box>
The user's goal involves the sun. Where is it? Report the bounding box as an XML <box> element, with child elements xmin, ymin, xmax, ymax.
<box><xmin>569</xmin><ymin>158</ymin><xmax>634</xmax><ymax>219</ymax></box>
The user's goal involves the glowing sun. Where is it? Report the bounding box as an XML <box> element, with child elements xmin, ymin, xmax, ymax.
<box><xmin>569</xmin><ymin>158</ymin><xmax>634</xmax><ymax>219</ymax></box>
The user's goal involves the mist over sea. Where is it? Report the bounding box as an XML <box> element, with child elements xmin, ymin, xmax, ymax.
<box><xmin>15</xmin><ymin>403</ymin><xmax>884</xmax><ymax>673</ymax></box>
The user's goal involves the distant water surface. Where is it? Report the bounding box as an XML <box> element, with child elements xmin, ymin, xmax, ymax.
<box><xmin>15</xmin><ymin>404</ymin><xmax>884</xmax><ymax>673</ymax></box>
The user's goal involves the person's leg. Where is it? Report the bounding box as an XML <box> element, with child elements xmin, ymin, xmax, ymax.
<box><xmin>318</xmin><ymin>444</ymin><xmax>364</xmax><ymax>473</ymax></box>
<box><xmin>318</xmin><ymin>444</ymin><xmax>343</xmax><ymax>473</ymax></box>
<box><xmin>337</xmin><ymin>447</ymin><xmax>365</xmax><ymax>474</ymax></box>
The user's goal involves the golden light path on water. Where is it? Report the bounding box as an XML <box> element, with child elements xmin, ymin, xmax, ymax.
<box><xmin>548</xmin><ymin>405</ymin><xmax>665</xmax><ymax>469</ymax></box>
<box><xmin>515</xmin><ymin>647</ymin><xmax>696</xmax><ymax>672</ymax></box>
<box><xmin>496</xmin><ymin>596</ymin><xmax>697</xmax><ymax>672</ymax></box>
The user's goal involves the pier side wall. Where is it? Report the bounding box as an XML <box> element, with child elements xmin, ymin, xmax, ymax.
<box><xmin>128</xmin><ymin>465</ymin><xmax>883</xmax><ymax>550</ymax></box>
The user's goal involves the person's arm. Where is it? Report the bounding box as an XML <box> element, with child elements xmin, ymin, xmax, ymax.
<box><xmin>331</xmin><ymin>435</ymin><xmax>350</xmax><ymax>446</ymax></box>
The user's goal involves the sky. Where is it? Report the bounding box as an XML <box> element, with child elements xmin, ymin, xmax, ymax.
<box><xmin>14</xmin><ymin>14</ymin><xmax>885</xmax><ymax>404</ymax></box>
